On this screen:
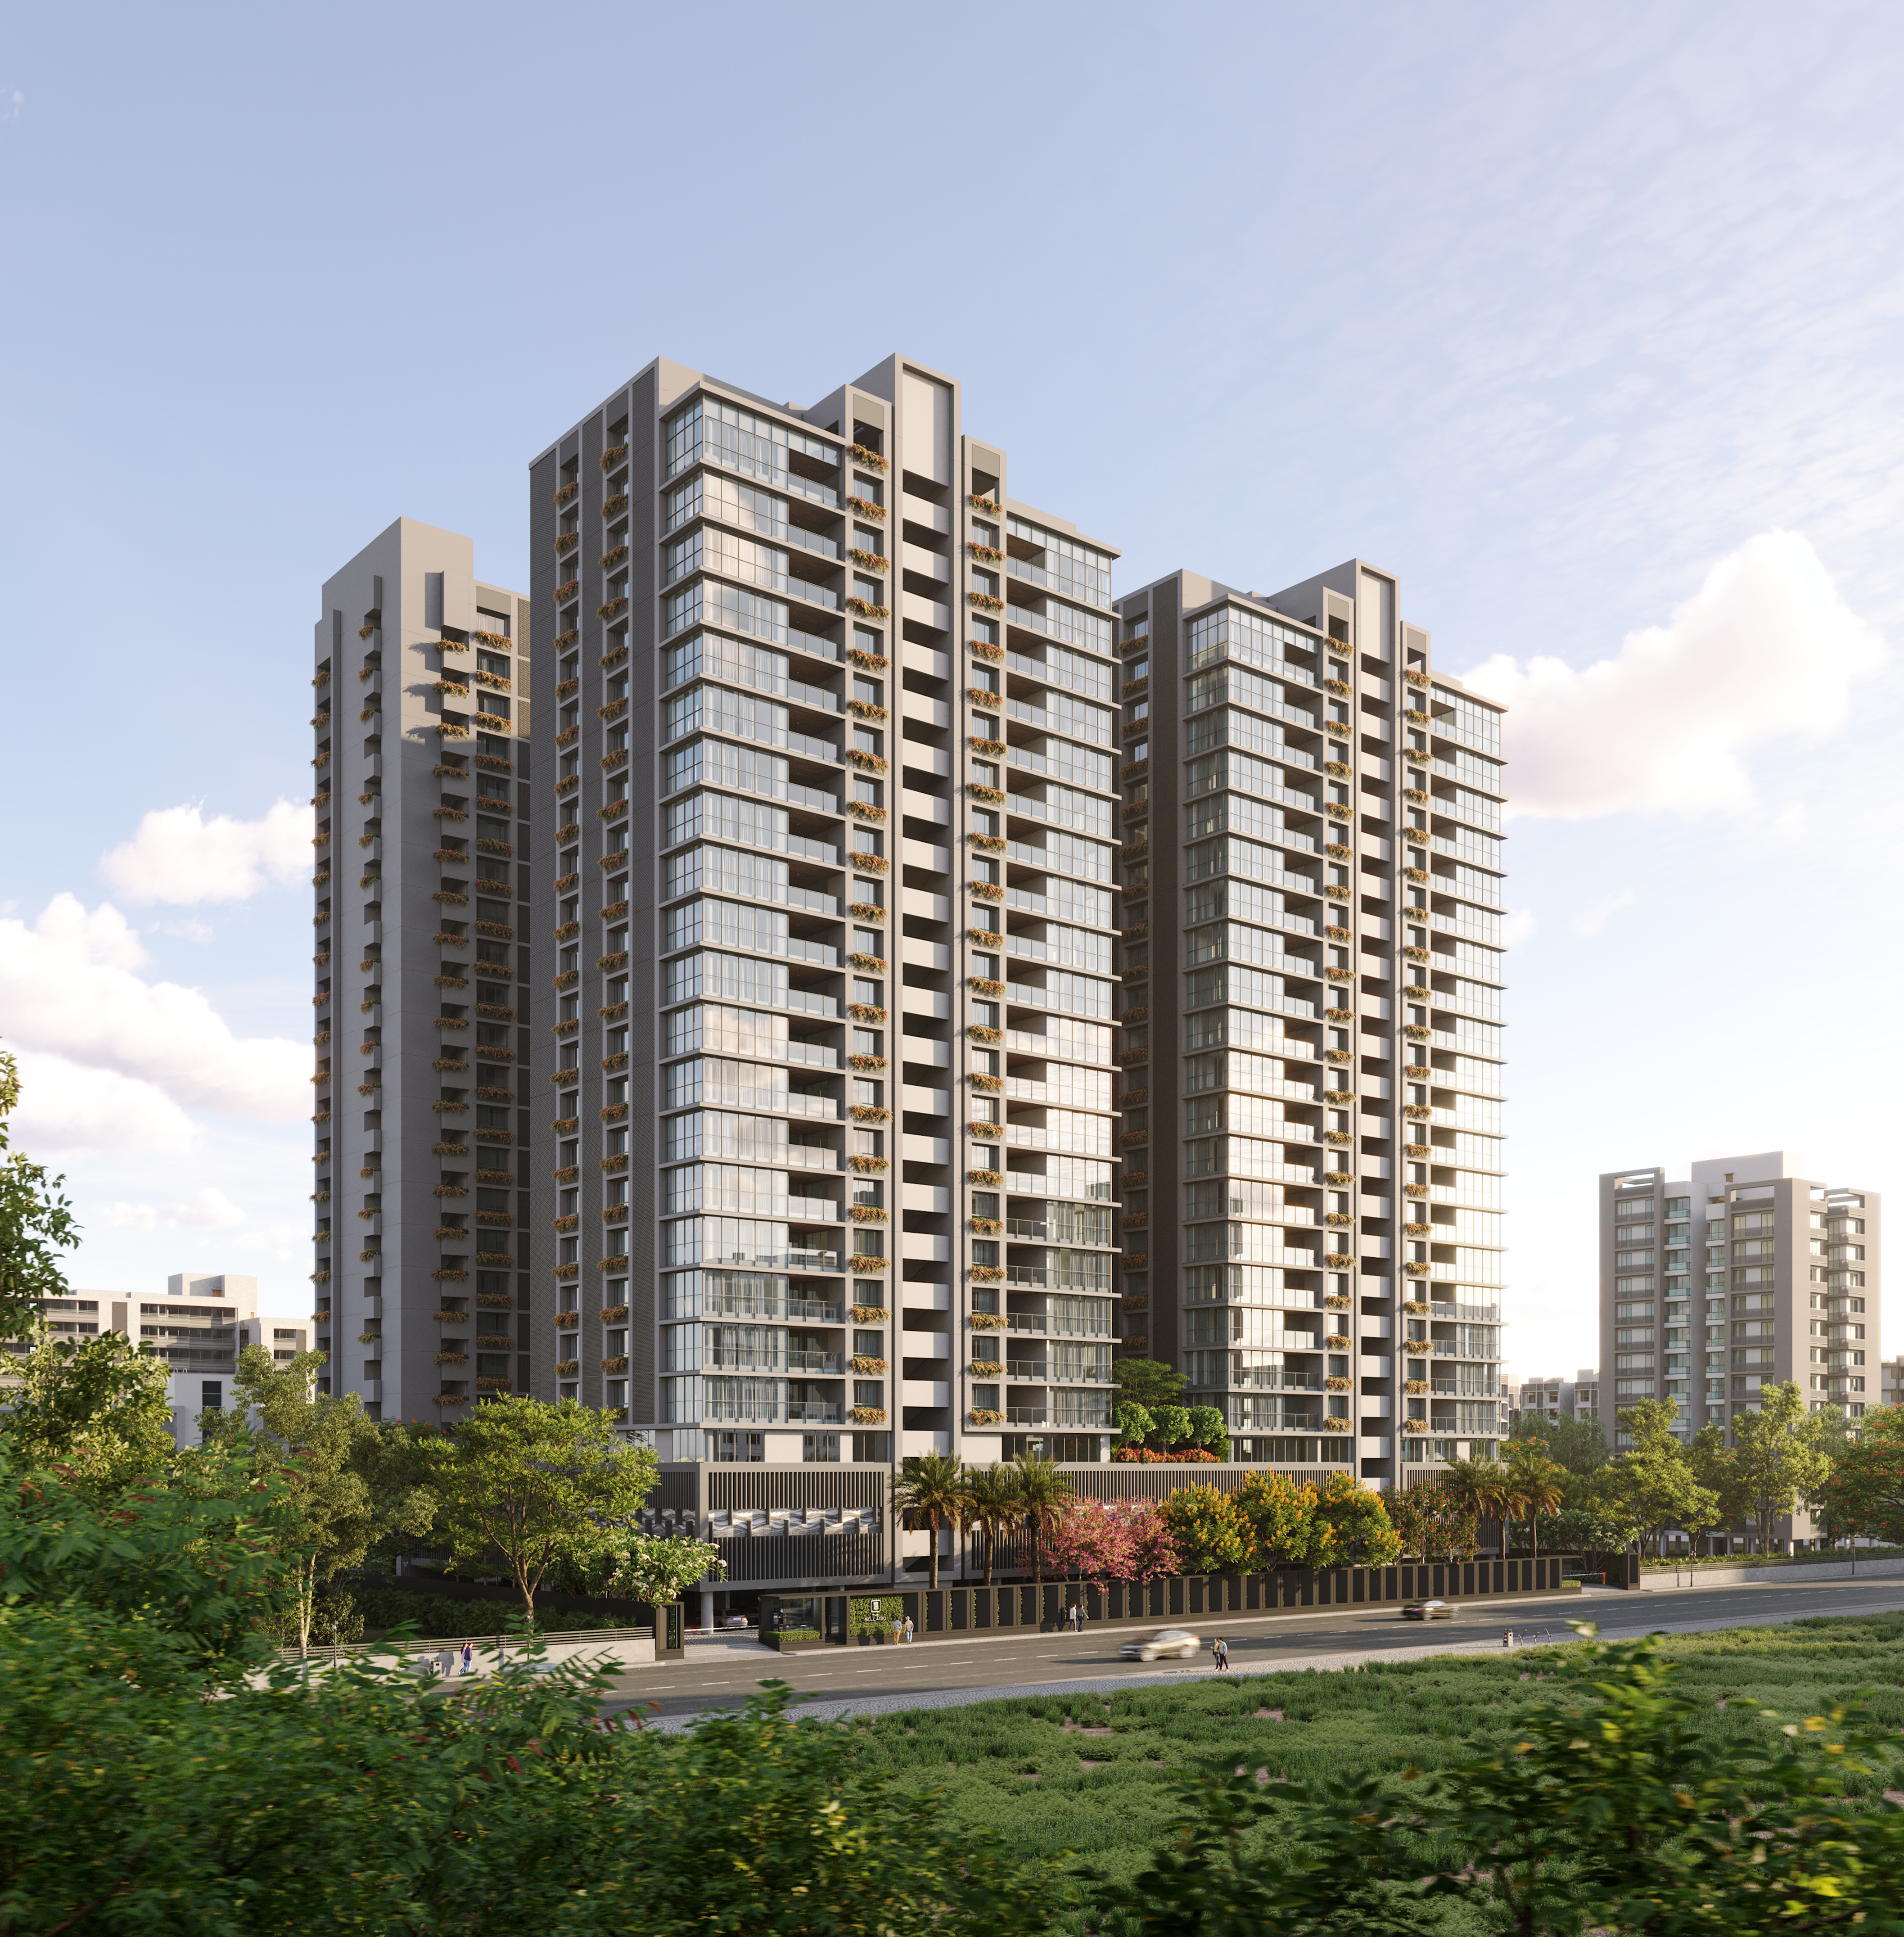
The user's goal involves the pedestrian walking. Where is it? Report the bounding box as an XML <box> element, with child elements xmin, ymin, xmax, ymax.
<box><xmin>460</xmin><ymin>1641</ymin><xmax>474</xmax><ymax>1675</ymax></box>
<box><xmin>1213</xmin><ymin>1636</ymin><xmax>1230</xmax><ymax>1673</ymax></box>
<box><xmin>902</xmin><ymin>1614</ymin><xmax>915</xmax><ymax>1645</ymax></box>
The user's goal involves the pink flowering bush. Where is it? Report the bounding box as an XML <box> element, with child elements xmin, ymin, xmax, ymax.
<box><xmin>1037</xmin><ymin>1496</ymin><xmax>1181</xmax><ymax>1590</ymax></box>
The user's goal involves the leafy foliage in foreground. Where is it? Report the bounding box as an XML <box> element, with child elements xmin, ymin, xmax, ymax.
<box><xmin>0</xmin><ymin>1456</ymin><xmax>1064</xmax><ymax>1935</ymax></box>
<box><xmin>1120</xmin><ymin>1625</ymin><xmax>1904</xmax><ymax>1936</ymax></box>
<box><xmin>827</xmin><ymin>1613</ymin><xmax>1904</xmax><ymax>1933</ymax></box>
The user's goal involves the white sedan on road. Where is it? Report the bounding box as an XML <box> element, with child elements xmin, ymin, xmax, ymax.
<box><xmin>1119</xmin><ymin>1627</ymin><xmax>1201</xmax><ymax>1662</ymax></box>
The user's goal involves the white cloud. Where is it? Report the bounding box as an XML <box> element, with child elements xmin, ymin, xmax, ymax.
<box><xmin>0</xmin><ymin>894</ymin><xmax>308</xmax><ymax>1121</ymax></box>
<box><xmin>1502</xmin><ymin>908</ymin><xmax>1539</xmax><ymax>947</ymax></box>
<box><xmin>99</xmin><ymin>799</ymin><xmax>313</xmax><ymax>905</ymax></box>
<box><xmin>97</xmin><ymin>1187</ymin><xmax>245</xmax><ymax>1232</ymax></box>
<box><xmin>7</xmin><ymin>1049</ymin><xmax>199</xmax><ymax>1154</ymax></box>
<box><xmin>1570</xmin><ymin>891</ymin><xmax>1634</xmax><ymax>938</ymax></box>
<box><xmin>1460</xmin><ymin>531</ymin><xmax>1886</xmax><ymax>819</ymax></box>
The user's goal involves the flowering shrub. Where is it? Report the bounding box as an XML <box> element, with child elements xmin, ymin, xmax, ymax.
<box><xmin>1042</xmin><ymin>1496</ymin><xmax>1184</xmax><ymax>1583</ymax></box>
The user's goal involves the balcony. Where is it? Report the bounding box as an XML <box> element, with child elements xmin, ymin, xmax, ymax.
<box><xmin>1003</xmin><ymin>695</ymin><xmax>1113</xmax><ymax>747</ymax></box>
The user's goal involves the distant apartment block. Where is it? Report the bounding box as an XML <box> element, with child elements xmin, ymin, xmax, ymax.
<box><xmin>311</xmin><ymin>522</ymin><xmax>534</xmax><ymax>1422</ymax></box>
<box><xmin>528</xmin><ymin>354</ymin><xmax>1123</xmax><ymax>1471</ymax></box>
<box><xmin>1110</xmin><ymin>563</ymin><xmax>1506</xmax><ymax>1486</ymax></box>
<box><xmin>1601</xmin><ymin>1151</ymin><xmax>1881</xmax><ymax>1445</ymax></box>
<box><xmin>1</xmin><ymin>1273</ymin><xmax>307</xmax><ymax>1445</ymax></box>
<box><xmin>1517</xmin><ymin>1369</ymin><xmax>1594</xmax><ymax>1424</ymax></box>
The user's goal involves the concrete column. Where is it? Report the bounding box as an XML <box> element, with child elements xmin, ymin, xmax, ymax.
<box><xmin>698</xmin><ymin>1589</ymin><xmax>715</xmax><ymax>1633</ymax></box>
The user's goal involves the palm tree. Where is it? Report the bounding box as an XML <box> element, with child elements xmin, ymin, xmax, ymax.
<box><xmin>1437</xmin><ymin>1458</ymin><xmax>1505</xmax><ymax>1560</ymax></box>
<box><xmin>1504</xmin><ymin>1445</ymin><xmax>1567</xmax><ymax>1559</ymax></box>
<box><xmin>893</xmin><ymin>1452</ymin><xmax>970</xmax><ymax>1591</ymax></box>
<box><xmin>962</xmin><ymin>1461</ymin><xmax>1021</xmax><ymax>1586</ymax></box>
<box><xmin>1011</xmin><ymin>1451</ymin><xmax>1075</xmax><ymax>1603</ymax></box>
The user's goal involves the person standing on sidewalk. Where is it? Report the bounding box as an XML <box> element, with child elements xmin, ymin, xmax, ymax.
<box><xmin>903</xmin><ymin>1613</ymin><xmax>915</xmax><ymax>1644</ymax></box>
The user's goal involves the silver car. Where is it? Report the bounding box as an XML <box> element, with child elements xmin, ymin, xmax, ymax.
<box><xmin>1120</xmin><ymin>1627</ymin><xmax>1201</xmax><ymax>1662</ymax></box>
<box><xmin>1402</xmin><ymin>1598</ymin><xmax>1454</xmax><ymax>1621</ymax></box>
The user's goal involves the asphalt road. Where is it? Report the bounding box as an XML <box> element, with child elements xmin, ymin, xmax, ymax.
<box><xmin>599</xmin><ymin>1575</ymin><xmax>1904</xmax><ymax>1723</ymax></box>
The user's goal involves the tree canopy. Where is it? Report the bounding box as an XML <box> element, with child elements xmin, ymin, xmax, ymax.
<box><xmin>0</xmin><ymin>1041</ymin><xmax>81</xmax><ymax>1342</ymax></box>
<box><xmin>430</xmin><ymin>1396</ymin><xmax>659</xmax><ymax>1617</ymax></box>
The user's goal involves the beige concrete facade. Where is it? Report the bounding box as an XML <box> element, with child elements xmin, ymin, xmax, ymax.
<box><xmin>1110</xmin><ymin>564</ymin><xmax>1506</xmax><ymax>1486</ymax></box>
<box><xmin>527</xmin><ymin>355</ymin><xmax>1122</xmax><ymax>1470</ymax></box>
<box><xmin>0</xmin><ymin>1274</ymin><xmax>307</xmax><ymax>1445</ymax></box>
<box><xmin>311</xmin><ymin>521</ymin><xmax>532</xmax><ymax>1422</ymax></box>
<box><xmin>1599</xmin><ymin>1152</ymin><xmax>1881</xmax><ymax>1467</ymax></box>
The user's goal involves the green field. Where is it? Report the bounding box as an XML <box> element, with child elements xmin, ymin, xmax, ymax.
<box><xmin>801</xmin><ymin>1613</ymin><xmax>1904</xmax><ymax>1930</ymax></box>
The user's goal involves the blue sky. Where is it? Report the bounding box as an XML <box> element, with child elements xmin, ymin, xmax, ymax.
<box><xmin>3</xmin><ymin>2</ymin><xmax>1902</xmax><ymax>1381</ymax></box>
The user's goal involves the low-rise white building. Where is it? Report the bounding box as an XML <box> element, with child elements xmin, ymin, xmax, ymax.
<box><xmin>3</xmin><ymin>1273</ymin><xmax>309</xmax><ymax>1445</ymax></box>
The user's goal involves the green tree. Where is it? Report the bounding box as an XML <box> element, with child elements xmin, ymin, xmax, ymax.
<box><xmin>1185</xmin><ymin>1404</ymin><xmax>1230</xmax><ymax>1460</ymax></box>
<box><xmin>1813</xmin><ymin>1404</ymin><xmax>1904</xmax><ymax>1550</ymax></box>
<box><xmin>1502</xmin><ymin>1438</ymin><xmax>1568</xmax><ymax>1557</ymax></box>
<box><xmin>1508</xmin><ymin>1408</ymin><xmax>1608</xmax><ymax>1476</ymax></box>
<box><xmin>1435</xmin><ymin>1458</ymin><xmax>1503</xmax><ymax>1557</ymax></box>
<box><xmin>894</xmin><ymin>1450</ymin><xmax>970</xmax><ymax>1590</ymax></box>
<box><xmin>200</xmin><ymin>1343</ymin><xmax>437</xmax><ymax>1650</ymax></box>
<box><xmin>431</xmin><ymin>1396</ymin><xmax>658</xmax><ymax>1620</ymax></box>
<box><xmin>1112</xmin><ymin>1355</ymin><xmax>1184</xmax><ymax>1414</ymax></box>
<box><xmin>0</xmin><ymin>1042</ymin><xmax>82</xmax><ymax>1342</ymax></box>
<box><xmin>1235</xmin><ymin>1469</ymin><xmax>1317</xmax><ymax>1567</ymax></box>
<box><xmin>1114</xmin><ymin>1399</ymin><xmax>1155</xmax><ymax>1449</ymax></box>
<box><xmin>1153</xmin><ymin>1403</ymin><xmax>1193</xmax><ymax>1450</ymax></box>
<box><xmin>1160</xmin><ymin>1484</ymin><xmax>1258</xmax><ymax>1573</ymax></box>
<box><xmin>963</xmin><ymin>1460</ymin><xmax>1021</xmax><ymax>1585</ymax></box>
<box><xmin>1308</xmin><ymin>1472</ymin><xmax>1402</xmax><ymax>1567</ymax></box>
<box><xmin>1594</xmin><ymin>1397</ymin><xmax>1719</xmax><ymax>1561</ymax></box>
<box><xmin>0</xmin><ymin>1324</ymin><xmax>176</xmax><ymax>1492</ymax></box>
<box><xmin>0</xmin><ymin>1449</ymin><xmax>302</xmax><ymax>1687</ymax></box>
<box><xmin>350</xmin><ymin>1413</ymin><xmax>454</xmax><ymax>1560</ymax></box>
<box><xmin>1731</xmin><ymin>1381</ymin><xmax>1837</xmax><ymax>1555</ymax></box>
<box><xmin>1010</xmin><ymin>1451</ymin><xmax>1074</xmax><ymax>1598</ymax></box>
<box><xmin>609</xmin><ymin>1533</ymin><xmax>725</xmax><ymax>1605</ymax></box>
<box><xmin>0</xmin><ymin>1471</ymin><xmax>1065</xmax><ymax>1936</ymax></box>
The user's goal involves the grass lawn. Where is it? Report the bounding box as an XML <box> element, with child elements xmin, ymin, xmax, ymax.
<box><xmin>808</xmin><ymin>1612</ymin><xmax>1904</xmax><ymax>1931</ymax></box>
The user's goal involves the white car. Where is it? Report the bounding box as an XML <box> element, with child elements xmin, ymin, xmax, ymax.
<box><xmin>1120</xmin><ymin>1627</ymin><xmax>1201</xmax><ymax>1662</ymax></box>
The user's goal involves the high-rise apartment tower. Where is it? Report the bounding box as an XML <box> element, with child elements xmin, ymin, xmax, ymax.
<box><xmin>311</xmin><ymin>521</ymin><xmax>535</xmax><ymax>1421</ymax></box>
<box><xmin>1112</xmin><ymin>564</ymin><xmax>1506</xmax><ymax>1486</ymax></box>
<box><xmin>1600</xmin><ymin>1152</ymin><xmax>1881</xmax><ymax>1445</ymax></box>
<box><xmin>528</xmin><ymin>355</ymin><xmax>1123</xmax><ymax>1469</ymax></box>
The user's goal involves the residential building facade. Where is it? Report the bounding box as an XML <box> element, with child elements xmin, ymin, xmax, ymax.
<box><xmin>1517</xmin><ymin>1370</ymin><xmax>1594</xmax><ymax>1425</ymax></box>
<box><xmin>311</xmin><ymin>521</ymin><xmax>535</xmax><ymax>1422</ymax></box>
<box><xmin>527</xmin><ymin>353</ymin><xmax>1123</xmax><ymax>1480</ymax></box>
<box><xmin>0</xmin><ymin>1273</ymin><xmax>307</xmax><ymax>1445</ymax></box>
<box><xmin>1111</xmin><ymin>563</ymin><xmax>1507</xmax><ymax>1487</ymax></box>
<box><xmin>1599</xmin><ymin>1152</ymin><xmax>1882</xmax><ymax>1451</ymax></box>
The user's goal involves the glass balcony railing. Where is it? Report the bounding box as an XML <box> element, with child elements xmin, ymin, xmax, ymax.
<box><xmin>1005</xmin><ymin>650</ymin><xmax>1112</xmax><ymax>702</ymax></box>
<box><xmin>1003</xmin><ymin>695</ymin><xmax>1114</xmax><ymax>747</ymax></box>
